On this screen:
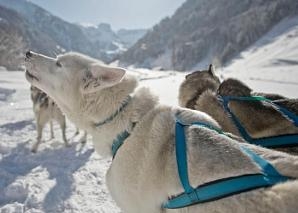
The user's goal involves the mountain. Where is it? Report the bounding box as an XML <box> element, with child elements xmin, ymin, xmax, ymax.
<box><xmin>78</xmin><ymin>23</ymin><xmax>147</xmax><ymax>58</ymax></box>
<box><xmin>221</xmin><ymin>16</ymin><xmax>298</xmax><ymax>98</ymax></box>
<box><xmin>0</xmin><ymin>6</ymin><xmax>60</xmax><ymax>70</ymax></box>
<box><xmin>0</xmin><ymin>0</ymin><xmax>111</xmax><ymax>66</ymax></box>
<box><xmin>117</xmin><ymin>28</ymin><xmax>147</xmax><ymax>48</ymax></box>
<box><xmin>0</xmin><ymin>0</ymin><xmax>146</xmax><ymax>70</ymax></box>
<box><xmin>119</xmin><ymin>0</ymin><xmax>298</xmax><ymax>71</ymax></box>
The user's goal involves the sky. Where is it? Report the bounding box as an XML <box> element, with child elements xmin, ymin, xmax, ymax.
<box><xmin>29</xmin><ymin>0</ymin><xmax>186</xmax><ymax>30</ymax></box>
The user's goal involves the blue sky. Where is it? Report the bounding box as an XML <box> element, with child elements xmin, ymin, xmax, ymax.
<box><xmin>29</xmin><ymin>0</ymin><xmax>186</xmax><ymax>30</ymax></box>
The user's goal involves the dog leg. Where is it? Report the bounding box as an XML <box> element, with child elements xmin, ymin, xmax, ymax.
<box><xmin>50</xmin><ymin>120</ymin><xmax>54</xmax><ymax>139</ymax></box>
<box><xmin>78</xmin><ymin>131</ymin><xmax>87</xmax><ymax>144</ymax></box>
<box><xmin>75</xmin><ymin>127</ymin><xmax>80</xmax><ymax>136</ymax></box>
<box><xmin>32</xmin><ymin>118</ymin><xmax>44</xmax><ymax>153</ymax></box>
<box><xmin>59</xmin><ymin>117</ymin><xmax>70</xmax><ymax>147</ymax></box>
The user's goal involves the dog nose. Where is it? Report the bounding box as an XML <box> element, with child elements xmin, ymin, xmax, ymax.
<box><xmin>26</xmin><ymin>51</ymin><xmax>33</xmax><ymax>59</ymax></box>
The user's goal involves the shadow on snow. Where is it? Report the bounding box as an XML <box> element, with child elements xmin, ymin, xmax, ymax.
<box><xmin>0</xmin><ymin>142</ymin><xmax>94</xmax><ymax>212</ymax></box>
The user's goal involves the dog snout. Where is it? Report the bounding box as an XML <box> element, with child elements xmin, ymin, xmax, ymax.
<box><xmin>26</xmin><ymin>51</ymin><xmax>33</xmax><ymax>59</ymax></box>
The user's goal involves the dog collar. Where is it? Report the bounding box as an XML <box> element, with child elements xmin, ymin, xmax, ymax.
<box><xmin>94</xmin><ymin>95</ymin><xmax>134</xmax><ymax>159</ymax></box>
<box><xmin>94</xmin><ymin>95</ymin><xmax>132</xmax><ymax>127</ymax></box>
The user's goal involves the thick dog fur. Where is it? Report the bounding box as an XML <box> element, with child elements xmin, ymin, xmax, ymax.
<box><xmin>179</xmin><ymin>66</ymin><xmax>298</xmax><ymax>154</ymax></box>
<box><xmin>25</xmin><ymin>52</ymin><xmax>298</xmax><ymax>213</ymax></box>
<box><xmin>30</xmin><ymin>86</ymin><xmax>68</xmax><ymax>152</ymax></box>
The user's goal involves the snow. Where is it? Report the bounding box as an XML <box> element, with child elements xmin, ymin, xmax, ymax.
<box><xmin>220</xmin><ymin>17</ymin><xmax>298</xmax><ymax>98</ymax></box>
<box><xmin>0</xmin><ymin>17</ymin><xmax>298</xmax><ymax>212</ymax></box>
<box><xmin>129</xmin><ymin>68</ymin><xmax>184</xmax><ymax>105</ymax></box>
<box><xmin>105</xmin><ymin>41</ymin><xmax>127</xmax><ymax>55</ymax></box>
<box><xmin>0</xmin><ymin>71</ymin><xmax>120</xmax><ymax>212</ymax></box>
<box><xmin>56</xmin><ymin>45</ymin><xmax>66</xmax><ymax>53</ymax></box>
<box><xmin>77</xmin><ymin>23</ymin><xmax>98</xmax><ymax>29</ymax></box>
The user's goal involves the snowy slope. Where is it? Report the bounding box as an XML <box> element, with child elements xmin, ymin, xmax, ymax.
<box><xmin>221</xmin><ymin>17</ymin><xmax>298</xmax><ymax>98</ymax></box>
<box><xmin>0</xmin><ymin>17</ymin><xmax>298</xmax><ymax>213</ymax></box>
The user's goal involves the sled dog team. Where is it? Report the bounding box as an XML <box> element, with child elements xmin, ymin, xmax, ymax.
<box><xmin>25</xmin><ymin>51</ymin><xmax>298</xmax><ymax>213</ymax></box>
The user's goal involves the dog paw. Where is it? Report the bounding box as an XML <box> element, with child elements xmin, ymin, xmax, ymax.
<box><xmin>31</xmin><ymin>144</ymin><xmax>38</xmax><ymax>153</ymax></box>
<box><xmin>31</xmin><ymin>148</ymin><xmax>37</xmax><ymax>153</ymax></box>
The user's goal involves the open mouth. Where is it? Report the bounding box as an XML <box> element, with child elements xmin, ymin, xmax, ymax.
<box><xmin>25</xmin><ymin>70</ymin><xmax>39</xmax><ymax>81</ymax></box>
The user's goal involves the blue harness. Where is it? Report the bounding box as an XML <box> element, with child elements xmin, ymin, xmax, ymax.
<box><xmin>102</xmin><ymin>96</ymin><xmax>293</xmax><ymax>209</ymax></box>
<box><xmin>219</xmin><ymin>96</ymin><xmax>298</xmax><ymax>148</ymax></box>
<box><xmin>163</xmin><ymin>120</ymin><xmax>291</xmax><ymax>209</ymax></box>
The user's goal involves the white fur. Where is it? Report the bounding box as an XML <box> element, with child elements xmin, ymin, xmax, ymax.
<box><xmin>25</xmin><ymin>52</ymin><xmax>298</xmax><ymax>213</ymax></box>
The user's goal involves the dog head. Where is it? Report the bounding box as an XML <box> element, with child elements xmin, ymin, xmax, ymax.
<box><xmin>218</xmin><ymin>78</ymin><xmax>252</xmax><ymax>97</ymax></box>
<box><xmin>179</xmin><ymin>64</ymin><xmax>221</xmax><ymax>108</ymax></box>
<box><xmin>25</xmin><ymin>51</ymin><xmax>127</xmax><ymax>122</ymax></box>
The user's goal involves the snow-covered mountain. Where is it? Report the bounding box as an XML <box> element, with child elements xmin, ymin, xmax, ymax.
<box><xmin>78</xmin><ymin>23</ymin><xmax>147</xmax><ymax>60</ymax></box>
<box><xmin>117</xmin><ymin>28</ymin><xmax>147</xmax><ymax>48</ymax></box>
<box><xmin>221</xmin><ymin>16</ymin><xmax>298</xmax><ymax>98</ymax></box>
<box><xmin>119</xmin><ymin>0</ymin><xmax>298</xmax><ymax>71</ymax></box>
<box><xmin>0</xmin><ymin>0</ymin><xmax>100</xmax><ymax>65</ymax></box>
<box><xmin>0</xmin><ymin>15</ymin><xmax>298</xmax><ymax>212</ymax></box>
<box><xmin>0</xmin><ymin>0</ymin><xmax>146</xmax><ymax>70</ymax></box>
<box><xmin>0</xmin><ymin>5</ymin><xmax>61</xmax><ymax>70</ymax></box>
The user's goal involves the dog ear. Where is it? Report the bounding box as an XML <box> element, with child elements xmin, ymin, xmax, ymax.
<box><xmin>81</xmin><ymin>63</ymin><xmax>126</xmax><ymax>93</ymax></box>
<box><xmin>208</xmin><ymin>64</ymin><xmax>216</xmax><ymax>76</ymax></box>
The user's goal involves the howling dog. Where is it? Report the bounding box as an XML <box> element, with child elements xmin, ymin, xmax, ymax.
<box><xmin>179</xmin><ymin>65</ymin><xmax>298</xmax><ymax>154</ymax></box>
<box><xmin>25</xmin><ymin>51</ymin><xmax>298</xmax><ymax>213</ymax></box>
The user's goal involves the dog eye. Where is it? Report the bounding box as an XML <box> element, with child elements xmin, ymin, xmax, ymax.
<box><xmin>56</xmin><ymin>61</ymin><xmax>62</xmax><ymax>67</ymax></box>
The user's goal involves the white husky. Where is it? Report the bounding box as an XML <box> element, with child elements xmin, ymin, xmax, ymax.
<box><xmin>25</xmin><ymin>51</ymin><xmax>298</xmax><ymax>213</ymax></box>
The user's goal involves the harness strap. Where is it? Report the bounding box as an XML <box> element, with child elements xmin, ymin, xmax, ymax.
<box><xmin>112</xmin><ymin>130</ymin><xmax>130</xmax><ymax>158</ymax></box>
<box><xmin>92</xmin><ymin>95</ymin><xmax>134</xmax><ymax>159</ymax></box>
<box><xmin>175</xmin><ymin>121</ymin><xmax>195</xmax><ymax>194</ymax></box>
<box><xmin>219</xmin><ymin>96</ymin><xmax>298</xmax><ymax>148</ymax></box>
<box><xmin>163</xmin><ymin>120</ymin><xmax>290</xmax><ymax>209</ymax></box>
<box><xmin>274</xmin><ymin>102</ymin><xmax>298</xmax><ymax>126</ymax></box>
<box><xmin>111</xmin><ymin>123</ymin><xmax>136</xmax><ymax>158</ymax></box>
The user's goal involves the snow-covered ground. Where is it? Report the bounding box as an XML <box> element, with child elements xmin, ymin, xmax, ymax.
<box><xmin>0</xmin><ymin>17</ymin><xmax>298</xmax><ymax>213</ymax></box>
<box><xmin>0</xmin><ymin>71</ymin><xmax>120</xmax><ymax>213</ymax></box>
